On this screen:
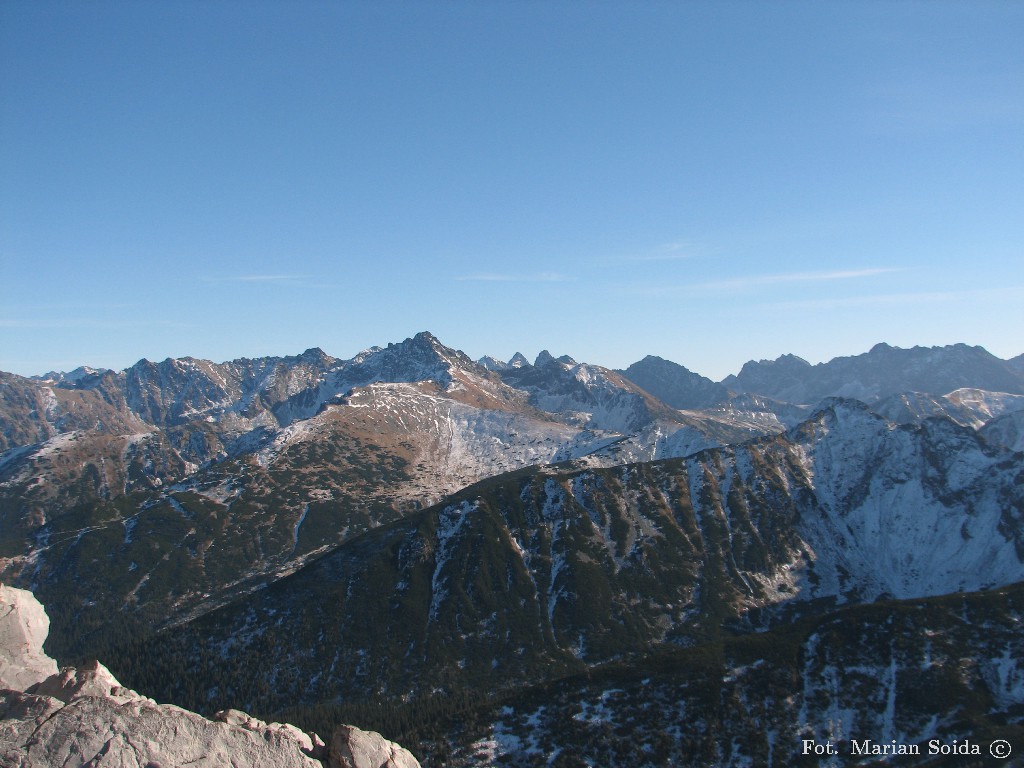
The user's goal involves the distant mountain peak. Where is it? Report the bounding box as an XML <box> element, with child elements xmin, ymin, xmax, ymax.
<box><xmin>411</xmin><ymin>330</ymin><xmax>441</xmax><ymax>345</ymax></box>
<box><xmin>774</xmin><ymin>353</ymin><xmax>813</xmax><ymax>366</ymax></box>
<box><xmin>33</xmin><ymin>366</ymin><xmax>110</xmax><ymax>387</ymax></box>
<box><xmin>508</xmin><ymin>352</ymin><xmax>531</xmax><ymax>369</ymax></box>
<box><xmin>371</xmin><ymin>332</ymin><xmax>470</xmax><ymax>375</ymax></box>
<box><xmin>298</xmin><ymin>346</ymin><xmax>330</xmax><ymax>363</ymax></box>
<box><xmin>726</xmin><ymin>342</ymin><xmax>1024</xmax><ymax>404</ymax></box>
<box><xmin>477</xmin><ymin>355</ymin><xmax>509</xmax><ymax>371</ymax></box>
<box><xmin>619</xmin><ymin>354</ymin><xmax>728</xmax><ymax>410</ymax></box>
<box><xmin>534</xmin><ymin>350</ymin><xmax>556</xmax><ymax>367</ymax></box>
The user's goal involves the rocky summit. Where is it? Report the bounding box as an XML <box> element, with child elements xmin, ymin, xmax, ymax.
<box><xmin>0</xmin><ymin>585</ymin><xmax>420</xmax><ymax>768</ymax></box>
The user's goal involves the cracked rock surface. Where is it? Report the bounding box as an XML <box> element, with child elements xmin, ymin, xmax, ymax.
<box><xmin>0</xmin><ymin>584</ymin><xmax>58</xmax><ymax>692</ymax></box>
<box><xmin>329</xmin><ymin>724</ymin><xmax>423</xmax><ymax>768</ymax></box>
<box><xmin>0</xmin><ymin>585</ymin><xmax>420</xmax><ymax>768</ymax></box>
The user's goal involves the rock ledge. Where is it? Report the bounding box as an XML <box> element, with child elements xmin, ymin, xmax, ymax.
<box><xmin>0</xmin><ymin>585</ymin><xmax>420</xmax><ymax>768</ymax></box>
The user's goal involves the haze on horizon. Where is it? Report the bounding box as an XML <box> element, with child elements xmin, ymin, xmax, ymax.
<box><xmin>1</xmin><ymin>1</ymin><xmax>1022</xmax><ymax>381</ymax></box>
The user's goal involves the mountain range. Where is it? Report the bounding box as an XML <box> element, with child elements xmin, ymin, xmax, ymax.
<box><xmin>2</xmin><ymin>333</ymin><xmax>1023</xmax><ymax>766</ymax></box>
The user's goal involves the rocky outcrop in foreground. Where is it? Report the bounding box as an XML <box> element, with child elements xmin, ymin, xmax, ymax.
<box><xmin>0</xmin><ymin>584</ymin><xmax>419</xmax><ymax>768</ymax></box>
<box><xmin>0</xmin><ymin>584</ymin><xmax>57</xmax><ymax>693</ymax></box>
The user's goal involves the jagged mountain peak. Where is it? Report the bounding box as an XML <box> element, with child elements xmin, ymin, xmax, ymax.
<box><xmin>407</xmin><ymin>330</ymin><xmax>443</xmax><ymax>349</ymax></box>
<box><xmin>32</xmin><ymin>366</ymin><xmax>111</xmax><ymax>386</ymax></box>
<box><xmin>297</xmin><ymin>346</ymin><xmax>330</xmax><ymax>364</ymax></box>
<box><xmin>477</xmin><ymin>349</ymin><xmax>567</xmax><ymax>373</ymax></box>
<box><xmin>392</xmin><ymin>331</ymin><xmax>453</xmax><ymax>355</ymax></box>
<box><xmin>530</xmin><ymin>350</ymin><xmax>578</xmax><ymax>368</ymax></box>
<box><xmin>867</xmin><ymin>341</ymin><xmax>994</xmax><ymax>363</ymax></box>
<box><xmin>476</xmin><ymin>355</ymin><xmax>509</xmax><ymax>371</ymax></box>
<box><xmin>494</xmin><ymin>353</ymin><xmax>683</xmax><ymax>434</ymax></box>
<box><xmin>726</xmin><ymin>342</ymin><xmax>1024</xmax><ymax>404</ymax></box>
<box><xmin>369</xmin><ymin>331</ymin><xmax>480</xmax><ymax>380</ymax></box>
<box><xmin>317</xmin><ymin>331</ymin><xmax>537</xmax><ymax>417</ymax></box>
<box><xmin>534</xmin><ymin>350</ymin><xmax>557</xmax><ymax>367</ymax></box>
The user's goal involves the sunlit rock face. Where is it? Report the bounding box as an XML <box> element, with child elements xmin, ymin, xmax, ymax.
<box><xmin>0</xmin><ymin>583</ymin><xmax>58</xmax><ymax>692</ymax></box>
<box><xmin>329</xmin><ymin>724</ymin><xmax>423</xmax><ymax>768</ymax></box>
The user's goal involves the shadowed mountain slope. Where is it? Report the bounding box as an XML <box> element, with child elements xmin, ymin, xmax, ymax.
<box><xmin>618</xmin><ymin>354</ymin><xmax>729</xmax><ymax>410</ymax></box>
<box><xmin>113</xmin><ymin>401</ymin><xmax>1024</xmax><ymax>723</ymax></box>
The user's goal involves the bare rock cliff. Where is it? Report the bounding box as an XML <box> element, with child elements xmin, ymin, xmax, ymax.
<box><xmin>0</xmin><ymin>585</ymin><xmax>419</xmax><ymax>768</ymax></box>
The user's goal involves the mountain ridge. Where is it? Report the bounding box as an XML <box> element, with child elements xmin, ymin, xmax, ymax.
<box><xmin>3</xmin><ymin>332</ymin><xmax>1024</xmax><ymax>766</ymax></box>
<box><xmin>110</xmin><ymin>398</ymin><xmax>1024</xmax><ymax>721</ymax></box>
<box><xmin>724</xmin><ymin>342</ymin><xmax>1024</xmax><ymax>404</ymax></box>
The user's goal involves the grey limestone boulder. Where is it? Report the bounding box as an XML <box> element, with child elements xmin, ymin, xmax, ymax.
<box><xmin>0</xmin><ymin>585</ymin><xmax>420</xmax><ymax>768</ymax></box>
<box><xmin>1</xmin><ymin>685</ymin><xmax>324</xmax><ymax>767</ymax></box>
<box><xmin>0</xmin><ymin>584</ymin><xmax>58</xmax><ymax>691</ymax></box>
<box><xmin>328</xmin><ymin>723</ymin><xmax>422</xmax><ymax>768</ymax></box>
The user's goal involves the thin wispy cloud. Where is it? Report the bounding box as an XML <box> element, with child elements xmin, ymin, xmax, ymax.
<box><xmin>197</xmin><ymin>274</ymin><xmax>309</xmax><ymax>285</ymax></box>
<box><xmin>0</xmin><ymin>318</ymin><xmax>195</xmax><ymax>330</ymax></box>
<box><xmin>766</xmin><ymin>285</ymin><xmax>1024</xmax><ymax>312</ymax></box>
<box><xmin>697</xmin><ymin>267</ymin><xmax>899</xmax><ymax>292</ymax></box>
<box><xmin>0</xmin><ymin>320</ymin><xmax>40</xmax><ymax>328</ymax></box>
<box><xmin>0</xmin><ymin>318</ymin><xmax>135</xmax><ymax>330</ymax></box>
<box><xmin>234</xmin><ymin>274</ymin><xmax>306</xmax><ymax>283</ymax></box>
<box><xmin>1</xmin><ymin>302</ymin><xmax>143</xmax><ymax>312</ymax></box>
<box><xmin>455</xmin><ymin>272</ymin><xmax>571</xmax><ymax>283</ymax></box>
<box><xmin>628</xmin><ymin>241</ymin><xmax>701</xmax><ymax>262</ymax></box>
<box><xmin>629</xmin><ymin>267</ymin><xmax>900</xmax><ymax>296</ymax></box>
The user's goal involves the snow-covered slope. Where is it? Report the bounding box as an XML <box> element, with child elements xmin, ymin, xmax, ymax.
<box><xmin>257</xmin><ymin>380</ymin><xmax>622</xmax><ymax>504</ymax></box>
<box><xmin>787</xmin><ymin>400</ymin><xmax>1024</xmax><ymax>599</ymax></box>
<box><xmin>981</xmin><ymin>409</ymin><xmax>1024</xmax><ymax>452</ymax></box>
<box><xmin>873</xmin><ymin>387</ymin><xmax>1024</xmax><ymax>429</ymax></box>
<box><xmin>496</xmin><ymin>351</ymin><xmax>680</xmax><ymax>433</ymax></box>
<box><xmin>944</xmin><ymin>387</ymin><xmax>1024</xmax><ymax>422</ymax></box>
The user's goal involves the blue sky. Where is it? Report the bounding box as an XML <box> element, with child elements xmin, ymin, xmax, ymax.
<box><xmin>2</xmin><ymin>1</ymin><xmax>1022</xmax><ymax>380</ymax></box>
